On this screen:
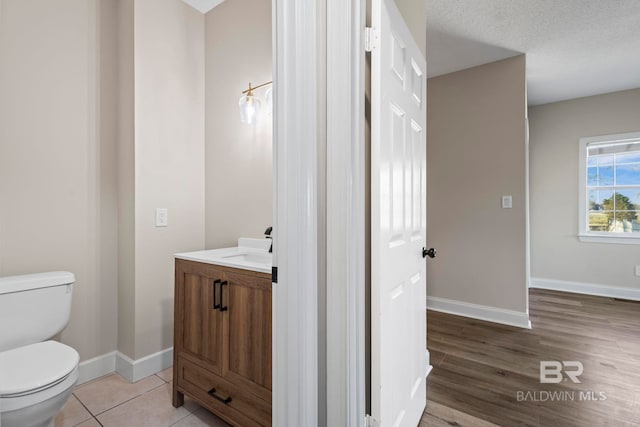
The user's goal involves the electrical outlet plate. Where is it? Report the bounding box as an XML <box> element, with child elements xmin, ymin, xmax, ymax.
<box><xmin>502</xmin><ymin>195</ymin><xmax>513</xmax><ymax>209</ymax></box>
<box><xmin>155</xmin><ymin>208</ymin><xmax>168</xmax><ymax>227</ymax></box>
<box><xmin>635</xmin><ymin>265</ymin><xmax>640</xmax><ymax>277</ymax></box>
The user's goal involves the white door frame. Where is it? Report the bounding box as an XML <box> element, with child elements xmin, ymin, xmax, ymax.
<box><xmin>273</xmin><ymin>0</ymin><xmax>366</xmax><ymax>425</ymax></box>
<box><xmin>272</xmin><ymin>1</ymin><xmax>321</xmax><ymax>425</ymax></box>
<box><xmin>326</xmin><ymin>0</ymin><xmax>366</xmax><ymax>426</ymax></box>
<box><xmin>272</xmin><ymin>0</ymin><xmax>320</xmax><ymax>424</ymax></box>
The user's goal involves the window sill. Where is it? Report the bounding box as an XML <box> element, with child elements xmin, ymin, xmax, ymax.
<box><xmin>578</xmin><ymin>234</ymin><xmax>640</xmax><ymax>245</ymax></box>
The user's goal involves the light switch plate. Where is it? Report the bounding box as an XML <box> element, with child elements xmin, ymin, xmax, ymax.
<box><xmin>502</xmin><ymin>195</ymin><xmax>512</xmax><ymax>209</ymax></box>
<box><xmin>155</xmin><ymin>208</ymin><xmax>168</xmax><ymax>227</ymax></box>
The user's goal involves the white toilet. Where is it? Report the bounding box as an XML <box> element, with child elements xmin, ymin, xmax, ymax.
<box><xmin>0</xmin><ymin>271</ymin><xmax>80</xmax><ymax>427</ymax></box>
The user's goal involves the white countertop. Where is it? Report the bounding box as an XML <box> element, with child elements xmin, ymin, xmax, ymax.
<box><xmin>175</xmin><ymin>238</ymin><xmax>272</xmax><ymax>274</ymax></box>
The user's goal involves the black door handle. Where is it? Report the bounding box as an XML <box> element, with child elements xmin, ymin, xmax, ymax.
<box><xmin>212</xmin><ymin>279</ymin><xmax>221</xmax><ymax>309</ymax></box>
<box><xmin>219</xmin><ymin>281</ymin><xmax>228</xmax><ymax>312</ymax></box>
<box><xmin>422</xmin><ymin>247</ymin><xmax>436</xmax><ymax>259</ymax></box>
<box><xmin>208</xmin><ymin>387</ymin><xmax>232</xmax><ymax>404</ymax></box>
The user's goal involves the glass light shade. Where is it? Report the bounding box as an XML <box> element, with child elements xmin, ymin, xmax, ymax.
<box><xmin>264</xmin><ymin>87</ymin><xmax>273</xmax><ymax>116</ymax></box>
<box><xmin>238</xmin><ymin>94</ymin><xmax>262</xmax><ymax>124</ymax></box>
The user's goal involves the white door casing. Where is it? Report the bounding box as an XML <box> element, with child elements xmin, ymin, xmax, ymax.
<box><xmin>370</xmin><ymin>0</ymin><xmax>428</xmax><ymax>426</ymax></box>
<box><xmin>272</xmin><ymin>1</ymin><xmax>321</xmax><ymax>425</ymax></box>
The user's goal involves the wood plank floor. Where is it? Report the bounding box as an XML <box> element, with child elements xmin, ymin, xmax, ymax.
<box><xmin>424</xmin><ymin>289</ymin><xmax>640</xmax><ymax>427</ymax></box>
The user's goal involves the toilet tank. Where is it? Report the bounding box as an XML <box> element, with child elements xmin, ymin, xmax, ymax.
<box><xmin>0</xmin><ymin>271</ymin><xmax>75</xmax><ymax>352</ymax></box>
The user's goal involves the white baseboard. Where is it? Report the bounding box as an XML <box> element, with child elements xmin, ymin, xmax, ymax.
<box><xmin>425</xmin><ymin>349</ymin><xmax>432</xmax><ymax>378</ymax></box>
<box><xmin>78</xmin><ymin>351</ymin><xmax>117</xmax><ymax>385</ymax></box>
<box><xmin>427</xmin><ymin>296</ymin><xmax>531</xmax><ymax>329</ymax></box>
<box><xmin>77</xmin><ymin>347</ymin><xmax>174</xmax><ymax>385</ymax></box>
<box><xmin>530</xmin><ymin>277</ymin><xmax>640</xmax><ymax>301</ymax></box>
<box><xmin>116</xmin><ymin>347</ymin><xmax>173</xmax><ymax>383</ymax></box>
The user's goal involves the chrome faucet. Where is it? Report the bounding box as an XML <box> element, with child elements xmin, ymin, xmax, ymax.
<box><xmin>264</xmin><ymin>226</ymin><xmax>273</xmax><ymax>253</ymax></box>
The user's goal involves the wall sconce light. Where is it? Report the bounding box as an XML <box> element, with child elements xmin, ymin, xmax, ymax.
<box><xmin>238</xmin><ymin>81</ymin><xmax>273</xmax><ymax>125</ymax></box>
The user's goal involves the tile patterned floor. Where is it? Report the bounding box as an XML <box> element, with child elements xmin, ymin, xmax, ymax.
<box><xmin>55</xmin><ymin>368</ymin><xmax>230</xmax><ymax>427</ymax></box>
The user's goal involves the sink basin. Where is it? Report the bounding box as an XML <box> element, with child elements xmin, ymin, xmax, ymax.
<box><xmin>221</xmin><ymin>252</ymin><xmax>272</xmax><ymax>265</ymax></box>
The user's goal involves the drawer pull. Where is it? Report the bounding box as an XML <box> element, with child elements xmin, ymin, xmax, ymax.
<box><xmin>207</xmin><ymin>387</ymin><xmax>232</xmax><ymax>404</ymax></box>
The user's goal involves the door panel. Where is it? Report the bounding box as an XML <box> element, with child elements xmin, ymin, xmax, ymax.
<box><xmin>182</xmin><ymin>273</ymin><xmax>204</xmax><ymax>356</ymax></box>
<box><xmin>222</xmin><ymin>270</ymin><xmax>272</xmax><ymax>403</ymax></box>
<box><xmin>177</xmin><ymin>268</ymin><xmax>223</xmax><ymax>375</ymax></box>
<box><xmin>371</xmin><ymin>0</ymin><xmax>427</xmax><ymax>426</ymax></box>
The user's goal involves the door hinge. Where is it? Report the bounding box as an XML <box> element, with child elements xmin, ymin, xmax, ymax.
<box><xmin>365</xmin><ymin>27</ymin><xmax>375</xmax><ymax>52</ymax></box>
<box><xmin>272</xmin><ymin>266</ymin><xmax>278</xmax><ymax>284</ymax></box>
<box><xmin>365</xmin><ymin>414</ymin><xmax>379</xmax><ymax>427</ymax></box>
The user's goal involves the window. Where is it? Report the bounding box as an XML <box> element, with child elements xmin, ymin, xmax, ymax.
<box><xmin>579</xmin><ymin>131</ymin><xmax>640</xmax><ymax>243</ymax></box>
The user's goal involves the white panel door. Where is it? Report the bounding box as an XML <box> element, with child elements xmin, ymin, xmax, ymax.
<box><xmin>370</xmin><ymin>0</ymin><xmax>428</xmax><ymax>426</ymax></box>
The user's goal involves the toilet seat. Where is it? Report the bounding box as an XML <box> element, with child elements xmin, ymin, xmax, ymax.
<box><xmin>0</xmin><ymin>341</ymin><xmax>79</xmax><ymax>412</ymax></box>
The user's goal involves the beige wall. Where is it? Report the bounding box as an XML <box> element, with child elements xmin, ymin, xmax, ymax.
<box><xmin>116</xmin><ymin>0</ymin><xmax>136</xmax><ymax>358</ymax></box>
<box><xmin>98</xmin><ymin>0</ymin><xmax>120</xmax><ymax>362</ymax></box>
<box><xmin>395</xmin><ymin>0</ymin><xmax>426</xmax><ymax>57</ymax></box>
<box><xmin>0</xmin><ymin>0</ymin><xmax>205</xmax><ymax>363</ymax></box>
<box><xmin>132</xmin><ymin>0</ymin><xmax>205</xmax><ymax>359</ymax></box>
<box><xmin>529</xmin><ymin>88</ymin><xmax>640</xmax><ymax>289</ymax></box>
<box><xmin>204</xmin><ymin>0</ymin><xmax>272</xmax><ymax>249</ymax></box>
<box><xmin>0</xmin><ymin>0</ymin><xmax>118</xmax><ymax>360</ymax></box>
<box><xmin>426</xmin><ymin>55</ymin><xmax>528</xmax><ymax>312</ymax></box>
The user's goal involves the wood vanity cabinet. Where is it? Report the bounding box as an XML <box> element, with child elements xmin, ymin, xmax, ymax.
<box><xmin>172</xmin><ymin>258</ymin><xmax>272</xmax><ymax>426</ymax></box>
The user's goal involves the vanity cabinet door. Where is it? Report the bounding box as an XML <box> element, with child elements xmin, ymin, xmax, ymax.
<box><xmin>175</xmin><ymin>260</ymin><xmax>224</xmax><ymax>375</ymax></box>
<box><xmin>221</xmin><ymin>269</ymin><xmax>272</xmax><ymax>404</ymax></box>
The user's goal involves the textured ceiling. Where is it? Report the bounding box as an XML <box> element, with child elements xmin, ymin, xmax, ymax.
<box><xmin>426</xmin><ymin>0</ymin><xmax>640</xmax><ymax>105</ymax></box>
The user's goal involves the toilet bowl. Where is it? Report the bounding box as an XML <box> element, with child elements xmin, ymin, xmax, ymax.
<box><xmin>0</xmin><ymin>272</ymin><xmax>79</xmax><ymax>427</ymax></box>
<box><xmin>0</xmin><ymin>341</ymin><xmax>79</xmax><ymax>427</ymax></box>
